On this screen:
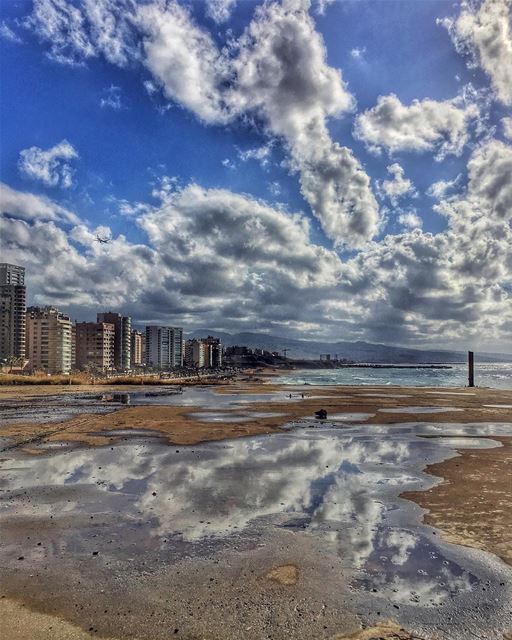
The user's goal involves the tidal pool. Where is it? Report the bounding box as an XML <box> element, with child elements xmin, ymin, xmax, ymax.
<box><xmin>0</xmin><ymin>422</ymin><xmax>511</xmax><ymax>639</ymax></box>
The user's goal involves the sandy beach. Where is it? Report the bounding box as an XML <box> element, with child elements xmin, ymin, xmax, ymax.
<box><xmin>1</xmin><ymin>373</ymin><xmax>511</xmax><ymax>639</ymax></box>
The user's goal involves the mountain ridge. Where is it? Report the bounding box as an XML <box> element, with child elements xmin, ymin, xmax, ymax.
<box><xmin>186</xmin><ymin>330</ymin><xmax>512</xmax><ymax>364</ymax></box>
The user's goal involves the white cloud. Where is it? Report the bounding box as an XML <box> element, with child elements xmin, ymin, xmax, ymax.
<box><xmin>137</xmin><ymin>1</ymin><xmax>230</xmax><ymax>124</ymax></box>
<box><xmin>0</xmin><ymin>21</ymin><xmax>23</xmax><ymax>43</ymax></box>
<box><xmin>100</xmin><ymin>84</ymin><xmax>123</xmax><ymax>109</ymax></box>
<box><xmin>205</xmin><ymin>0</ymin><xmax>237</xmax><ymax>24</ymax></box>
<box><xmin>2</xmin><ymin>139</ymin><xmax>511</xmax><ymax>347</ymax></box>
<box><xmin>350</xmin><ymin>46</ymin><xmax>366</xmax><ymax>60</ymax></box>
<box><xmin>397</xmin><ymin>211</ymin><xmax>422</xmax><ymax>230</ymax></box>
<box><xmin>0</xmin><ymin>182</ymin><xmax>79</xmax><ymax>224</ymax></box>
<box><xmin>440</xmin><ymin>0</ymin><xmax>512</xmax><ymax>106</ymax></box>
<box><xmin>28</xmin><ymin>0</ymin><xmax>138</xmax><ymax>67</ymax></box>
<box><xmin>238</xmin><ymin>142</ymin><xmax>273</xmax><ymax>167</ymax></box>
<box><xmin>426</xmin><ymin>174</ymin><xmax>462</xmax><ymax>199</ymax></box>
<box><xmin>315</xmin><ymin>0</ymin><xmax>335</xmax><ymax>16</ymax></box>
<box><xmin>354</xmin><ymin>93</ymin><xmax>480</xmax><ymax>160</ymax></box>
<box><xmin>377</xmin><ymin>163</ymin><xmax>417</xmax><ymax>205</ymax></box>
<box><xmin>502</xmin><ymin>116</ymin><xmax>512</xmax><ymax>140</ymax></box>
<box><xmin>18</xmin><ymin>140</ymin><xmax>78</xmax><ymax>188</ymax></box>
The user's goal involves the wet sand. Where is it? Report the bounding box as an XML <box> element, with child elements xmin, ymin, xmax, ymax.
<box><xmin>2</xmin><ymin>382</ymin><xmax>512</xmax><ymax>452</ymax></box>
<box><xmin>403</xmin><ymin>435</ymin><xmax>512</xmax><ymax>566</ymax></box>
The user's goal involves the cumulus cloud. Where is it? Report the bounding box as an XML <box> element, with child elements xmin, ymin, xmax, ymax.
<box><xmin>502</xmin><ymin>116</ymin><xmax>512</xmax><ymax>140</ymax></box>
<box><xmin>440</xmin><ymin>0</ymin><xmax>512</xmax><ymax>106</ymax></box>
<box><xmin>2</xmin><ymin>139</ymin><xmax>511</xmax><ymax>347</ymax></box>
<box><xmin>27</xmin><ymin>0</ymin><xmax>380</xmax><ymax>248</ymax></box>
<box><xmin>397</xmin><ymin>211</ymin><xmax>422</xmax><ymax>230</ymax></box>
<box><xmin>0</xmin><ymin>182</ymin><xmax>79</xmax><ymax>224</ymax></box>
<box><xmin>205</xmin><ymin>0</ymin><xmax>237</xmax><ymax>23</ymax></box>
<box><xmin>18</xmin><ymin>140</ymin><xmax>78</xmax><ymax>188</ymax></box>
<box><xmin>354</xmin><ymin>93</ymin><xmax>480</xmax><ymax>160</ymax></box>
<box><xmin>377</xmin><ymin>163</ymin><xmax>417</xmax><ymax>205</ymax></box>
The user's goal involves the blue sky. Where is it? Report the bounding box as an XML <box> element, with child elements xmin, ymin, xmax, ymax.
<box><xmin>0</xmin><ymin>0</ymin><xmax>511</xmax><ymax>350</ymax></box>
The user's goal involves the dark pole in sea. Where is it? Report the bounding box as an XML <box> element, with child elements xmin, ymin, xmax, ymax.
<box><xmin>468</xmin><ymin>350</ymin><xmax>474</xmax><ymax>387</ymax></box>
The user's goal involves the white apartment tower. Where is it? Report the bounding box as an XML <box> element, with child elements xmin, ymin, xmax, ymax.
<box><xmin>145</xmin><ymin>326</ymin><xmax>183</xmax><ymax>369</ymax></box>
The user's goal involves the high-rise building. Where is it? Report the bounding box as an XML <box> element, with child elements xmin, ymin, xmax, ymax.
<box><xmin>97</xmin><ymin>312</ymin><xmax>131</xmax><ymax>370</ymax></box>
<box><xmin>75</xmin><ymin>322</ymin><xmax>115</xmax><ymax>372</ymax></box>
<box><xmin>184</xmin><ymin>336</ymin><xmax>222</xmax><ymax>368</ymax></box>
<box><xmin>131</xmin><ymin>329</ymin><xmax>143</xmax><ymax>366</ymax></box>
<box><xmin>203</xmin><ymin>336</ymin><xmax>223</xmax><ymax>367</ymax></box>
<box><xmin>184</xmin><ymin>339</ymin><xmax>206</xmax><ymax>368</ymax></box>
<box><xmin>26</xmin><ymin>306</ymin><xmax>73</xmax><ymax>374</ymax></box>
<box><xmin>0</xmin><ymin>263</ymin><xmax>26</xmax><ymax>361</ymax></box>
<box><xmin>145</xmin><ymin>326</ymin><xmax>183</xmax><ymax>369</ymax></box>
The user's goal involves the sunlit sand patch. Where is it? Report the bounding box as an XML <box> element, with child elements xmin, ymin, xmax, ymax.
<box><xmin>265</xmin><ymin>564</ymin><xmax>299</xmax><ymax>585</ymax></box>
<box><xmin>332</xmin><ymin>621</ymin><xmax>412</xmax><ymax>640</ymax></box>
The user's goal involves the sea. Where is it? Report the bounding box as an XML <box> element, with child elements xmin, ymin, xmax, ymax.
<box><xmin>275</xmin><ymin>362</ymin><xmax>512</xmax><ymax>389</ymax></box>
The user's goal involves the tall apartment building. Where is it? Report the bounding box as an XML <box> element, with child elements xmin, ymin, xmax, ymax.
<box><xmin>184</xmin><ymin>336</ymin><xmax>222</xmax><ymax>368</ymax></box>
<box><xmin>75</xmin><ymin>322</ymin><xmax>115</xmax><ymax>372</ymax></box>
<box><xmin>0</xmin><ymin>263</ymin><xmax>26</xmax><ymax>361</ymax></box>
<box><xmin>25</xmin><ymin>306</ymin><xmax>73</xmax><ymax>374</ymax></box>
<box><xmin>97</xmin><ymin>312</ymin><xmax>131</xmax><ymax>370</ymax></box>
<box><xmin>184</xmin><ymin>339</ymin><xmax>206</xmax><ymax>368</ymax></box>
<box><xmin>203</xmin><ymin>336</ymin><xmax>223</xmax><ymax>367</ymax></box>
<box><xmin>131</xmin><ymin>329</ymin><xmax>143</xmax><ymax>366</ymax></box>
<box><xmin>146</xmin><ymin>326</ymin><xmax>183</xmax><ymax>369</ymax></box>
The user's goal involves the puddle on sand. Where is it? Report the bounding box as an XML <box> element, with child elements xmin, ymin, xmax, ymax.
<box><xmin>188</xmin><ymin>410</ymin><xmax>285</xmax><ymax>423</ymax></box>
<box><xmin>0</xmin><ymin>422</ymin><xmax>511</xmax><ymax>639</ymax></box>
<box><xmin>361</xmin><ymin>393</ymin><xmax>412</xmax><ymax>398</ymax></box>
<box><xmin>378</xmin><ymin>406</ymin><xmax>464</xmax><ymax>414</ymax></box>
<box><xmin>484</xmin><ymin>404</ymin><xmax>512</xmax><ymax>409</ymax></box>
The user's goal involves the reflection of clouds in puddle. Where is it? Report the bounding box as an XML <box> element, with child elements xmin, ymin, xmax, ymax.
<box><xmin>3</xmin><ymin>423</ymin><xmax>508</xmax><ymax>611</ymax></box>
<box><xmin>357</xmin><ymin>531</ymin><xmax>476</xmax><ymax>607</ymax></box>
<box><xmin>2</xmin><ymin>434</ymin><xmax>414</xmax><ymax>547</ymax></box>
<box><xmin>326</xmin><ymin>413</ymin><xmax>375</xmax><ymax>421</ymax></box>
<box><xmin>188</xmin><ymin>411</ymin><xmax>284</xmax><ymax>422</ymax></box>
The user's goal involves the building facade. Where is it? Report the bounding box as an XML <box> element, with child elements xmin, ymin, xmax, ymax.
<box><xmin>184</xmin><ymin>339</ymin><xmax>206</xmax><ymax>368</ymax></box>
<box><xmin>25</xmin><ymin>306</ymin><xmax>73</xmax><ymax>374</ymax></box>
<box><xmin>97</xmin><ymin>312</ymin><xmax>131</xmax><ymax>370</ymax></box>
<box><xmin>0</xmin><ymin>263</ymin><xmax>26</xmax><ymax>361</ymax></box>
<box><xmin>146</xmin><ymin>326</ymin><xmax>183</xmax><ymax>369</ymax></box>
<box><xmin>130</xmin><ymin>329</ymin><xmax>143</xmax><ymax>366</ymax></box>
<box><xmin>203</xmin><ymin>336</ymin><xmax>223</xmax><ymax>367</ymax></box>
<box><xmin>75</xmin><ymin>322</ymin><xmax>115</xmax><ymax>372</ymax></box>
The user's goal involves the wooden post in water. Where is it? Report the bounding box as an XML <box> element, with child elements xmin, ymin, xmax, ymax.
<box><xmin>468</xmin><ymin>350</ymin><xmax>474</xmax><ymax>387</ymax></box>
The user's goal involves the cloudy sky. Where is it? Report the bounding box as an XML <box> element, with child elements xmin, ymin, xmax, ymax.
<box><xmin>0</xmin><ymin>0</ymin><xmax>511</xmax><ymax>350</ymax></box>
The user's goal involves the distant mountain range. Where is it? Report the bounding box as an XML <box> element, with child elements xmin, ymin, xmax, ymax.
<box><xmin>188</xmin><ymin>330</ymin><xmax>512</xmax><ymax>364</ymax></box>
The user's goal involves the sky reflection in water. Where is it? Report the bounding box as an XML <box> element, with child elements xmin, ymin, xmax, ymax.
<box><xmin>3</xmin><ymin>422</ymin><xmax>511</xmax><ymax>609</ymax></box>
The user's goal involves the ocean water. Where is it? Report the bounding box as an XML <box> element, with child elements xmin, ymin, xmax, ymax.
<box><xmin>275</xmin><ymin>362</ymin><xmax>512</xmax><ymax>389</ymax></box>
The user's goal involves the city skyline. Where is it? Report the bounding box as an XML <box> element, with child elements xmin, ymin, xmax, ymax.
<box><xmin>1</xmin><ymin>0</ymin><xmax>511</xmax><ymax>352</ymax></box>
